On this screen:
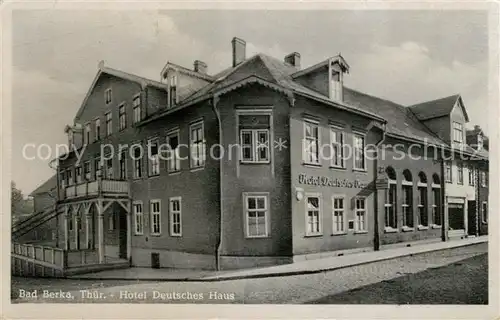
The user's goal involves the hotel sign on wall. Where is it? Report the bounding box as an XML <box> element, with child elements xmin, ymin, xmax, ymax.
<box><xmin>298</xmin><ymin>173</ymin><xmax>367</xmax><ymax>189</ymax></box>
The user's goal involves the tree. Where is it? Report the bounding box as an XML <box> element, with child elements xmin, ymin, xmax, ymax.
<box><xmin>11</xmin><ymin>181</ymin><xmax>23</xmax><ymax>213</ymax></box>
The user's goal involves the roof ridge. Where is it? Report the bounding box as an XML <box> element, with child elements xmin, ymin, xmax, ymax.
<box><xmin>101</xmin><ymin>66</ymin><xmax>167</xmax><ymax>88</ymax></box>
<box><xmin>408</xmin><ymin>93</ymin><xmax>460</xmax><ymax>108</ymax></box>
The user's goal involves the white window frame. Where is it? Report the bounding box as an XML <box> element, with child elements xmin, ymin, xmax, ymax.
<box><xmin>354</xmin><ymin>197</ymin><xmax>367</xmax><ymax>233</ymax></box>
<box><xmin>353</xmin><ymin>132</ymin><xmax>366</xmax><ymax>171</ymax></box>
<box><xmin>457</xmin><ymin>163</ymin><xmax>464</xmax><ymax>185</ymax></box>
<box><xmin>94</xmin><ymin>118</ymin><xmax>101</xmax><ymax>142</ymax></box>
<box><xmin>105</xmin><ymin>88</ymin><xmax>112</xmax><ymax>105</ymax></box>
<box><xmin>452</xmin><ymin>121</ymin><xmax>463</xmax><ymax>143</ymax></box>
<box><xmin>169</xmin><ymin>197</ymin><xmax>182</xmax><ymax>237</ymax></box>
<box><xmin>167</xmin><ymin>129</ymin><xmax>181</xmax><ymax>173</ymax></box>
<box><xmin>133</xmin><ymin>201</ymin><xmax>144</xmax><ymax>235</ymax></box>
<box><xmin>445</xmin><ymin>161</ymin><xmax>452</xmax><ymax>183</ymax></box>
<box><xmin>189</xmin><ymin>121</ymin><xmax>206</xmax><ymax>169</ymax></box>
<box><xmin>330</xmin><ymin>126</ymin><xmax>345</xmax><ymax>168</ymax></box>
<box><xmin>240</xmin><ymin>129</ymin><xmax>270</xmax><ymax>163</ymax></box>
<box><xmin>75</xmin><ymin>166</ymin><xmax>82</xmax><ymax>184</ymax></box>
<box><xmin>133</xmin><ymin>94</ymin><xmax>141</xmax><ymax>124</ymax></box>
<box><xmin>67</xmin><ymin>168</ymin><xmax>73</xmax><ymax>185</ymax></box>
<box><xmin>305</xmin><ymin>193</ymin><xmax>322</xmax><ymax>236</ymax></box>
<box><xmin>83</xmin><ymin>161</ymin><xmax>91</xmax><ymax>181</ymax></box>
<box><xmin>105</xmin><ymin>112</ymin><xmax>112</xmax><ymax>136</ymax></box>
<box><xmin>132</xmin><ymin>144</ymin><xmax>143</xmax><ymax>179</ymax></box>
<box><xmin>482</xmin><ymin>201</ymin><xmax>488</xmax><ymax>223</ymax></box>
<box><xmin>150</xmin><ymin>199</ymin><xmax>161</xmax><ymax>236</ymax></box>
<box><xmin>332</xmin><ymin>195</ymin><xmax>346</xmax><ymax>234</ymax></box>
<box><xmin>84</xmin><ymin>123</ymin><xmax>91</xmax><ymax>145</ymax></box>
<box><xmin>148</xmin><ymin>138</ymin><xmax>160</xmax><ymax>176</ymax></box>
<box><xmin>243</xmin><ymin>192</ymin><xmax>270</xmax><ymax>238</ymax></box>
<box><xmin>104</xmin><ymin>157</ymin><xmax>113</xmax><ymax>179</ymax></box>
<box><xmin>303</xmin><ymin>119</ymin><xmax>320</xmax><ymax>165</ymax></box>
<box><xmin>119</xmin><ymin>149</ymin><xmax>127</xmax><ymax>180</ymax></box>
<box><xmin>468</xmin><ymin>166</ymin><xmax>475</xmax><ymax>186</ymax></box>
<box><xmin>93</xmin><ymin>156</ymin><xmax>101</xmax><ymax>180</ymax></box>
<box><xmin>119</xmin><ymin>103</ymin><xmax>126</xmax><ymax>131</ymax></box>
<box><xmin>384</xmin><ymin>180</ymin><xmax>398</xmax><ymax>230</ymax></box>
<box><xmin>431</xmin><ymin>186</ymin><xmax>442</xmax><ymax>227</ymax></box>
<box><xmin>401</xmin><ymin>183</ymin><xmax>414</xmax><ymax>229</ymax></box>
<box><xmin>417</xmin><ymin>186</ymin><xmax>428</xmax><ymax>228</ymax></box>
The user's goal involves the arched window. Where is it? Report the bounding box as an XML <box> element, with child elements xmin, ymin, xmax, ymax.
<box><xmin>384</xmin><ymin>167</ymin><xmax>397</xmax><ymax>229</ymax></box>
<box><xmin>417</xmin><ymin>172</ymin><xmax>428</xmax><ymax>227</ymax></box>
<box><xmin>402</xmin><ymin>170</ymin><xmax>414</xmax><ymax>228</ymax></box>
<box><xmin>431</xmin><ymin>173</ymin><xmax>442</xmax><ymax>226</ymax></box>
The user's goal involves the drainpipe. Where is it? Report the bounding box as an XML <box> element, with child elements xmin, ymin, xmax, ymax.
<box><xmin>440</xmin><ymin>151</ymin><xmax>447</xmax><ymax>242</ymax></box>
<box><xmin>373</xmin><ymin>122</ymin><xmax>387</xmax><ymax>251</ymax></box>
<box><xmin>210</xmin><ymin>96</ymin><xmax>223</xmax><ymax>271</ymax></box>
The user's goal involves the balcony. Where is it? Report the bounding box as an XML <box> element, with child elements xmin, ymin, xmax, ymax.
<box><xmin>62</xmin><ymin>179</ymin><xmax>129</xmax><ymax>200</ymax></box>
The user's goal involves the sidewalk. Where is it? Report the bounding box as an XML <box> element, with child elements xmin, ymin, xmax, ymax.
<box><xmin>68</xmin><ymin>235</ymin><xmax>488</xmax><ymax>282</ymax></box>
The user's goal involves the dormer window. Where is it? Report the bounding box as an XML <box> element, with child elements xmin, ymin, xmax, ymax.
<box><xmin>452</xmin><ymin>121</ymin><xmax>463</xmax><ymax>143</ymax></box>
<box><xmin>330</xmin><ymin>70</ymin><xmax>342</xmax><ymax>101</ymax></box>
<box><xmin>105</xmin><ymin>88</ymin><xmax>112</xmax><ymax>105</ymax></box>
<box><xmin>169</xmin><ymin>75</ymin><xmax>177</xmax><ymax>108</ymax></box>
<box><xmin>477</xmin><ymin>134</ymin><xmax>483</xmax><ymax>150</ymax></box>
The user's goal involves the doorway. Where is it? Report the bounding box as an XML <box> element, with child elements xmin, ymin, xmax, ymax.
<box><xmin>448</xmin><ymin>203</ymin><xmax>465</xmax><ymax>231</ymax></box>
<box><xmin>118</xmin><ymin>213</ymin><xmax>127</xmax><ymax>259</ymax></box>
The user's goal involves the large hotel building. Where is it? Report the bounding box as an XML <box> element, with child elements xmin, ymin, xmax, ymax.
<box><xmin>15</xmin><ymin>38</ymin><xmax>489</xmax><ymax>272</ymax></box>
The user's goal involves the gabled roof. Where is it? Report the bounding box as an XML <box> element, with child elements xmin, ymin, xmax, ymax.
<box><xmin>74</xmin><ymin>63</ymin><xmax>168</xmax><ymax>121</ymax></box>
<box><xmin>29</xmin><ymin>174</ymin><xmax>57</xmax><ymax>196</ymax></box>
<box><xmin>343</xmin><ymin>88</ymin><xmax>447</xmax><ymax>146</ymax></box>
<box><xmin>409</xmin><ymin>94</ymin><xmax>469</xmax><ymax>121</ymax></box>
<box><xmin>291</xmin><ymin>54</ymin><xmax>350</xmax><ymax>78</ymax></box>
<box><xmin>161</xmin><ymin>62</ymin><xmax>216</xmax><ymax>82</ymax></box>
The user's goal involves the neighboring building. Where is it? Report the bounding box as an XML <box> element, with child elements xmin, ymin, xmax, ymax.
<box><xmin>30</xmin><ymin>174</ymin><xmax>57</xmax><ymax>213</ymax></box>
<box><xmin>23</xmin><ymin>37</ymin><xmax>487</xmax><ymax>270</ymax></box>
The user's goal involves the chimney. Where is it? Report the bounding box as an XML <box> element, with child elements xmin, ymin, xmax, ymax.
<box><xmin>194</xmin><ymin>60</ymin><xmax>207</xmax><ymax>74</ymax></box>
<box><xmin>284</xmin><ymin>52</ymin><xmax>301</xmax><ymax>69</ymax></box>
<box><xmin>232</xmin><ymin>37</ymin><xmax>246</xmax><ymax>67</ymax></box>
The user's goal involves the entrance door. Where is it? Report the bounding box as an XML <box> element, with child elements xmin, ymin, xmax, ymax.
<box><xmin>448</xmin><ymin>203</ymin><xmax>465</xmax><ymax>231</ymax></box>
<box><xmin>467</xmin><ymin>200</ymin><xmax>477</xmax><ymax>236</ymax></box>
<box><xmin>118</xmin><ymin>213</ymin><xmax>127</xmax><ymax>259</ymax></box>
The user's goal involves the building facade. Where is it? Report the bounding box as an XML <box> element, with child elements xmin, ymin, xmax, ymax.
<box><xmin>45</xmin><ymin>37</ymin><xmax>489</xmax><ymax>270</ymax></box>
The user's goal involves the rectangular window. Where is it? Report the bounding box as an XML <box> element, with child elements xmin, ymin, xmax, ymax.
<box><xmin>108</xmin><ymin>213</ymin><xmax>115</xmax><ymax>231</ymax></box>
<box><xmin>330</xmin><ymin>128</ymin><xmax>345</xmax><ymax>168</ymax></box>
<box><xmin>482</xmin><ymin>201</ymin><xmax>488</xmax><ymax>223</ymax></box>
<box><xmin>167</xmin><ymin>130</ymin><xmax>180</xmax><ymax>173</ymax></box>
<box><xmin>83</xmin><ymin>161</ymin><xmax>91</xmax><ymax>181</ymax></box>
<box><xmin>244</xmin><ymin>193</ymin><xmax>269</xmax><ymax>238</ymax></box>
<box><xmin>67</xmin><ymin>168</ymin><xmax>73</xmax><ymax>185</ymax></box>
<box><xmin>84</xmin><ymin>124</ymin><xmax>91</xmax><ymax>145</ymax></box>
<box><xmin>94</xmin><ymin>118</ymin><xmax>101</xmax><ymax>141</ymax></box>
<box><xmin>432</xmin><ymin>188</ymin><xmax>441</xmax><ymax>226</ymax></box>
<box><xmin>353</xmin><ymin>133</ymin><xmax>366</xmax><ymax>170</ymax></box>
<box><xmin>119</xmin><ymin>150</ymin><xmax>127</xmax><ymax>180</ymax></box>
<box><xmin>385</xmin><ymin>183</ymin><xmax>397</xmax><ymax>229</ymax></box>
<box><xmin>457</xmin><ymin>163</ymin><xmax>464</xmax><ymax>185</ymax></box>
<box><xmin>133</xmin><ymin>95</ymin><xmax>141</xmax><ymax>123</ymax></box>
<box><xmin>148</xmin><ymin>139</ymin><xmax>160</xmax><ymax>176</ymax></box>
<box><xmin>445</xmin><ymin>161</ymin><xmax>452</xmax><ymax>183</ymax></box>
<box><xmin>418</xmin><ymin>187</ymin><xmax>428</xmax><ymax>227</ymax></box>
<box><xmin>150</xmin><ymin>200</ymin><xmax>161</xmax><ymax>235</ymax></box>
<box><xmin>332</xmin><ymin>196</ymin><xmax>345</xmax><ymax>234</ymax></box>
<box><xmin>75</xmin><ymin>166</ymin><xmax>82</xmax><ymax>183</ymax></box>
<box><xmin>481</xmin><ymin>171</ymin><xmax>487</xmax><ymax>187</ymax></box>
<box><xmin>169</xmin><ymin>197</ymin><xmax>182</xmax><ymax>237</ymax></box>
<box><xmin>305</xmin><ymin>195</ymin><xmax>321</xmax><ymax>236</ymax></box>
<box><xmin>105</xmin><ymin>88</ymin><xmax>112</xmax><ymax>105</ymax></box>
<box><xmin>303</xmin><ymin>120</ymin><xmax>320</xmax><ymax>165</ymax></box>
<box><xmin>402</xmin><ymin>185</ymin><xmax>413</xmax><ymax>228</ymax></box>
<box><xmin>105</xmin><ymin>112</ymin><xmax>112</xmax><ymax>136</ymax></box>
<box><xmin>60</xmin><ymin>171</ymin><xmax>66</xmax><ymax>189</ymax></box>
<box><xmin>453</xmin><ymin>121</ymin><xmax>463</xmax><ymax>143</ymax></box>
<box><xmin>118</xmin><ymin>104</ymin><xmax>126</xmax><ymax>131</ymax></box>
<box><xmin>93</xmin><ymin>156</ymin><xmax>101</xmax><ymax>180</ymax></box>
<box><xmin>105</xmin><ymin>157</ymin><xmax>113</xmax><ymax>179</ymax></box>
<box><xmin>69</xmin><ymin>216</ymin><xmax>73</xmax><ymax>231</ymax></box>
<box><xmin>133</xmin><ymin>145</ymin><xmax>143</xmax><ymax>179</ymax></box>
<box><xmin>468</xmin><ymin>166</ymin><xmax>475</xmax><ymax>186</ymax></box>
<box><xmin>190</xmin><ymin>121</ymin><xmax>205</xmax><ymax>168</ymax></box>
<box><xmin>331</xmin><ymin>71</ymin><xmax>342</xmax><ymax>101</ymax></box>
<box><xmin>133</xmin><ymin>202</ymin><xmax>143</xmax><ymax>235</ymax></box>
<box><xmin>169</xmin><ymin>75</ymin><xmax>177</xmax><ymax>107</ymax></box>
<box><xmin>355</xmin><ymin>197</ymin><xmax>367</xmax><ymax>232</ymax></box>
<box><xmin>239</xmin><ymin>113</ymin><xmax>271</xmax><ymax>163</ymax></box>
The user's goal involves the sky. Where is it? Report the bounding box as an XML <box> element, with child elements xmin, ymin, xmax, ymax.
<box><xmin>11</xmin><ymin>9</ymin><xmax>490</xmax><ymax>195</ymax></box>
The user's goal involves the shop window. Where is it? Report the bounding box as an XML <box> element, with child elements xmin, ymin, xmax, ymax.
<box><xmin>167</xmin><ymin>130</ymin><xmax>181</xmax><ymax>173</ymax></box>
<box><xmin>150</xmin><ymin>200</ymin><xmax>161</xmax><ymax>235</ymax></box>
<box><xmin>330</xmin><ymin>126</ymin><xmax>345</xmax><ymax>168</ymax></box>
<box><xmin>303</xmin><ymin>120</ymin><xmax>320</xmax><ymax>165</ymax></box>
<box><xmin>384</xmin><ymin>167</ymin><xmax>397</xmax><ymax>230</ymax></box>
<box><xmin>169</xmin><ymin>197</ymin><xmax>182</xmax><ymax>237</ymax></box>
<box><xmin>190</xmin><ymin>121</ymin><xmax>206</xmax><ymax>168</ymax></box>
<box><xmin>244</xmin><ymin>193</ymin><xmax>269</xmax><ymax>238</ymax></box>
<box><xmin>239</xmin><ymin>113</ymin><xmax>270</xmax><ymax>163</ymax></box>
<box><xmin>354</xmin><ymin>197</ymin><xmax>367</xmax><ymax>232</ymax></box>
<box><xmin>305</xmin><ymin>194</ymin><xmax>321</xmax><ymax>236</ymax></box>
<box><xmin>402</xmin><ymin>170</ymin><xmax>414</xmax><ymax>229</ymax></box>
<box><xmin>133</xmin><ymin>201</ymin><xmax>143</xmax><ymax>235</ymax></box>
<box><xmin>332</xmin><ymin>195</ymin><xmax>345</xmax><ymax>234</ymax></box>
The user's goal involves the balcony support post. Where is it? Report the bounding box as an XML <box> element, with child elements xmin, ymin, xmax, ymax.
<box><xmin>63</xmin><ymin>205</ymin><xmax>70</xmax><ymax>251</ymax></box>
<box><xmin>84</xmin><ymin>203</ymin><xmax>93</xmax><ymax>250</ymax></box>
<box><xmin>97</xmin><ymin>199</ymin><xmax>105</xmax><ymax>264</ymax></box>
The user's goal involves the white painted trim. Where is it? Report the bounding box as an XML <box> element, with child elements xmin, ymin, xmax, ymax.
<box><xmin>242</xmin><ymin>192</ymin><xmax>270</xmax><ymax>238</ymax></box>
<box><xmin>354</xmin><ymin>196</ymin><xmax>368</xmax><ymax>232</ymax></box>
<box><xmin>132</xmin><ymin>200</ymin><xmax>144</xmax><ymax>235</ymax></box>
<box><xmin>149</xmin><ymin>199</ymin><xmax>161</xmax><ymax>236</ymax></box>
<box><xmin>169</xmin><ymin>197</ymin><xmax>182</xmax><ymax>237</ymax></box>
<box><xmin>303</xmin><ymin>119</ymin><xmax>321</xmax><ymax>166</ymax></box>
<box><xmin>305</xmin><ymin>192</ymin><xmax>323</xmax><ymax>236</ymax></box>
<box><xmin>189</xmin><ymin>120</ymin><xmax>206</xmax><ymax>169</ymax></box>
<box><xmin>331</xmin><ymin>194</ymin><xmax>347</xmax><ymax>234</ymax></box>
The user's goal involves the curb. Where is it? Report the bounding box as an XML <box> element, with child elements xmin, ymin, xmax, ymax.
<box><xmin>67</xmin><ymin>239</ymin><xmax>487</xmax><ymax>282</ymax></box>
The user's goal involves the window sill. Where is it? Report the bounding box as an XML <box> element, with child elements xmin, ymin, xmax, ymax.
<box><xmin>150</xmin><ymin>234</ymin><xmax>162</xmax><ymax>237</ymax></box>
<box><xmin>331</xmin><ymin>232</ymin><xmax>347</xmax><ymax>236</ymax></box>
<box><xmin>303</xmin><ymin>162</ymin><xmax>322</xmax><ymax>168</ymax></box>
<box><xmin>353</xmin><ymin>168</ymin><xmax>367</xmax><ymax>173</ymax></box>
<box><xmin>190</xmin><ymin>166</ymin><xmax>205</xmax><ymax>172</ymax></box>
<box><xmin>417</xmin><ymin>225</ymin><xmax>429</xmax><ymax>231</ymax></box>
<box><xmin>170</xmin><ymin>234</ymin><xmax>183</xmax><ymax>238</ymax></box>
<box><xmin>304</xmin><ymin>233</ymin><xmax>323</xmax><ymax>238</ymax></box>
<box><xmin>168</xmin><ymin>170</ymin><xmax>181</xmax><ymax>175</ymax></box>
<box><xmin>240</xmin><ymin>161</ymin><xmax>271</xmax><ymax>165</ymax></box>
<box><xmin>329</xmin><ymin>166</ymin><xmax>346</xmax><ymax>171</ymax></box>
<box><xmin>401</xmin><ymin>226</ymin><xmax>414</xmax><ymax>232</ymax></box>
<box><xmin>384</xmin><ymin>227</ymin><xmax>398</xmax><ymax>233</ymax></box>
<box><xmin>245</xmin><ymin>235</ymin><xmax>269</xmax><ymax>239</ymax></box>
<box><xmin>148</xmin><ymin>174</ymin><xmax>161</xmax><ymax>178</ymax></box>
<box><xmin>134</xmin><ymin>233</ymin><xmax>144</xmax><ymax>236</ymax></box>
<box><xmin>431</xmin><ymin>224</ymin><xmax>442</xmax><ymax>229</ymax></box>
<box><xmin>354</xmin><ymin>230</ymin><xmax>368</xmax><ymax>234</ymax></box>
